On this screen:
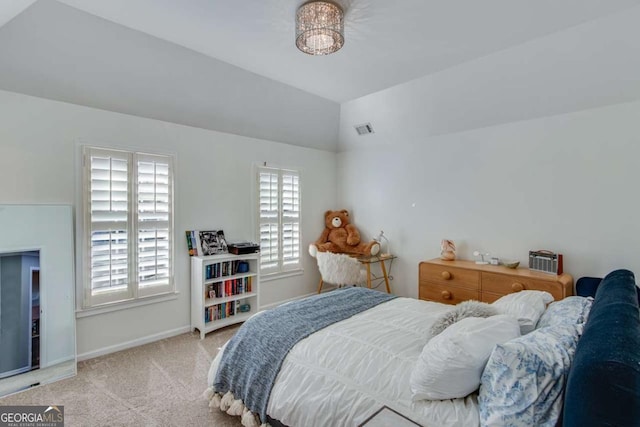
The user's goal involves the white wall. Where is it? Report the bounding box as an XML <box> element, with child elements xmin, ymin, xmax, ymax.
<box><xmin>0</xmin><ymin>90</ymin><xmax>335</xmax><ymax>357</ymax></box>
<box><xmin>338</xmin><ymin>6</ymin><xmax>640</xmax><ymax>298</ymax></box>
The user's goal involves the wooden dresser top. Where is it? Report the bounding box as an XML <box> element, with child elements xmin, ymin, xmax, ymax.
<box><xmin>421</xmin><ymin>258</ymin><xmax>573</xmax><ymax>286</ymax></box>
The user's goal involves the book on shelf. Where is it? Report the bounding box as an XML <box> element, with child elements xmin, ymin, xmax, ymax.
<box><xmin>204</xmin><ymin>260</ymin><xmax>251</xmax><ymax>280</ymax></box>
<box><xmin>191</xmin><ymin>231</ymin><xmax>198</xmax><ymax>255</ymax></box>
<box><xmin>205</xmin><ymin>301</ymin><xmax>237</xmax><ymax>323</ymax></box>
<box><xmin>205</xmin><ymin>282</ymin><xmax>223</xmax><ymax>299</ymax></box>
<box><xmin>185</xmin><ymin>231</ymin><xmax>196</xmax><ymax>256</ymax></box>
<box><xmin>204</xmin><ymin>277</ymin><xmax>252</xmax><ymax>299</ymax></box>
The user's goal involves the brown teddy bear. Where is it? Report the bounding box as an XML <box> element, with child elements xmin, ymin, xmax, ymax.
<box><xmin>309</xmin><ymin>209</ymin><xmax>380</xmax><ymax>257</ymax></box>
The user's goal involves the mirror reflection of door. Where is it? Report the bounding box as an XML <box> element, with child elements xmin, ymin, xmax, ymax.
<box><xmin>0</xmin><ymin>251</ymin><xmax>40</xmax><ymax>379</ymax></box>
<box><xmin>31</xmin><ymin>267</ymin><xmax>40</xmax><ymax>370</ymax></box>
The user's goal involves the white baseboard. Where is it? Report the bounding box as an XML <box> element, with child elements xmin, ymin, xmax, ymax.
<box><xmin>260</xmin><ymin>292</ymin><xmax>316</xmax><ymax>311</ymax></box>
<box><xmin>78</xmin><ymin>293</ymin><xmax>317</xmax><ymax>361</ymax></box>
<box><xmin>77</xmin><ymin>325</ymin><xmax>191</xmax><ymax>362</ymax></box>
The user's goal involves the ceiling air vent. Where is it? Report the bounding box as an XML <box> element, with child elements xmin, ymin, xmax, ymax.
<box><xmin>354</xmin><ymin>123</ymin><xmax>374</xmax><ymax>135</ymax></box>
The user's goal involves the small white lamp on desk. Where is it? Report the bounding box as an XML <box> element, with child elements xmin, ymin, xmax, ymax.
<box><xmin>473</xmin><ymin>251</ymin><xmax>490</xmax><ymax>265</ymax></box>
<box><xmin>375</xmin><ymin>230</ymin><xmax>390</xmax><ymax>257</ymax></box>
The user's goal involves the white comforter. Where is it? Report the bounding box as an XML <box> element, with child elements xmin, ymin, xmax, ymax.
<box><xmin>208</xmin><ymin>297</ymin><xmax>480</xmax><ymax>427</ymax></box>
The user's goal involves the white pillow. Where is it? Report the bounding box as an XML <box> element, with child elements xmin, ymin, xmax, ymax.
<box><xmin>492</xmin><ymin>291</ymin><xmax>554</xmax><ymax>334</ymax></box>
<box><xmin>410</xmin><ymin>315</ymin><xmax>521</xmax><ymax>400</ymax></box>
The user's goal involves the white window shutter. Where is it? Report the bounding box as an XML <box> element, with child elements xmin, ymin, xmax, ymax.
<box><xmin>281</xmin><ymin>172</ymin><xmax>300</xmax><ymax>268</ymax></box>
<box><xmin>136</xmin><ymin>154</ymin><xmax>173</xmax><ymax>296</ymax></box>
<box><xmin>85</xmin><ymin>147</ymin><xmax>134</xmax><ymax>305</ymax></box>
<box><xmin>259</xmin><ymin>170</ymin><xmax>279</xmax><ymax>272</ymax></box>
<box><xmin>83</xmin><ymin>146</ymin><xmax>174</xmax><ymax>308</ymax></box>
<box><xmin>258</xmin><ymin>167</ymin><xmax>301</xmax><ymax>274</ymax></box>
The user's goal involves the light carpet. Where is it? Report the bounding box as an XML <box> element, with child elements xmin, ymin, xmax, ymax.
<box><xmin>0</xmin><ymin>326</ymin><xmax>243</xmax><ymax>426</ymax></box>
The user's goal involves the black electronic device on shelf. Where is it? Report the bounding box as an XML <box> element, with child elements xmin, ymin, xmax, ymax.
<box><xmin>227</xmin><ymin>242</ymin><xmax>260</xmax><ymax>255</ymax></box>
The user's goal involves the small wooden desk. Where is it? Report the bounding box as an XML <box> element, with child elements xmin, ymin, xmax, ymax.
<box><xmin>355</xmin><ymin>254</ymin><xmax>396</xmax><ymax>293</ymax></box>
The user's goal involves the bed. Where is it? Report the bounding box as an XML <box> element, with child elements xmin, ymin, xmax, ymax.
<box><xmin>205</xmin><ymin>269</ymin><xmax>640</xmax><ymax>427</ymax></box>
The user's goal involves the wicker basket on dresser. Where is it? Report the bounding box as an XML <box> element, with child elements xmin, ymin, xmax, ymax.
<box><xmin>419</xmin><ymin>258</ymin><xmax>573</xmax><ymax>305</ymax></box>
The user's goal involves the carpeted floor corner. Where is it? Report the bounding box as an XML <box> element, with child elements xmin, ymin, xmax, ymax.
<box><xmin>0</xmin><ymin>326</ymin><xmax>243</xmax><ymax>426</ymax></box>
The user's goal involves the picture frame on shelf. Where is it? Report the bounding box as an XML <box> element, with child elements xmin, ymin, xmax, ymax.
<box><xmin>198</xmin><ymin>230</ymin><xmax>228</xmax><ymax>256</ymax></box>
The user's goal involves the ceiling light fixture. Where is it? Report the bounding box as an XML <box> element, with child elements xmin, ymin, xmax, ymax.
<box><xmin>296</xmin><ymin>1</ymin><xmax>344</xmax><ymax>55</ymax></box>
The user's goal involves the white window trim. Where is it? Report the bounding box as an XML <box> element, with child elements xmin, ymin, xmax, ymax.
<box><xmin>260</xmin><ymin>269</ymin><xmax>304</xmax><ymax>283</ymax></box>
<box><xmin>75</xmin><ymin>291</ymin><xmax>180</xmax><ymax>318</ymax></box>
<box><xmin>79</xmin><ymin>146</ymin><xmax>175</xmax><ymax>311</ymax></box>
<box><xmin>256</xmin><ymin>165</ymin><xmax>303</xmax><ymax>277</ymax></box>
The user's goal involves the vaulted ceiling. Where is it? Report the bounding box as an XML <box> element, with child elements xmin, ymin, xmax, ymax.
<box><xmin>1</xmin><ymin>0</ymin><xmax>639</xmax><ymax>150</ymax></box>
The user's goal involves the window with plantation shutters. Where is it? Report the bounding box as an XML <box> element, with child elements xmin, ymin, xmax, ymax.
<box><xmin>82</xmin><ymin>146</ymin><xmax>174</xmax><ymax>308</ymax></box>
<box><xmin>258</xmin><ymin>167</ymin><xmax>301</xmax><ymax>274</ymax></box>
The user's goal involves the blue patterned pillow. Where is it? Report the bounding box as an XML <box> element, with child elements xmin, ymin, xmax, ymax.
<box><xmin>536</xmin><ymin>296</ymin><xmax>593</xmax><ymax>329</ymax></box>
<box><xmin>478</xmin><ymin>324</ymin><xmax>582</xmax><ymax>427</ymax></box>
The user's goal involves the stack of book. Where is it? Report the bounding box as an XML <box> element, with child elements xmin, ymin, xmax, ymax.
<box><xmin>205</xmin><ymin>277</ymin><xmax>252</xmax><ymax>300</ymax></box>
<box><xmin>204</xmin><ymin>301</ymin><xmax>236</xmax><ymax>323</ymax></box>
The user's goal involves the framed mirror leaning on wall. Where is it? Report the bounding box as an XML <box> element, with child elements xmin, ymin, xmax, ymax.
<box><xmin>0</xmin><ymin>205</ymin><xmax>76</xmax><ymax>397</ymax></box>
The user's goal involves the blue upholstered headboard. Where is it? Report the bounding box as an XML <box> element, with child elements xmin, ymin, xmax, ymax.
<box><xmin>563</xmin><ymin>269</ymin><xmax>640</xmax><ymax>427</ymax></box>
<box><xmin>576</xmin><ymin>274</ymin><xmax>640</xmax><ymax>301</ymax></box>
